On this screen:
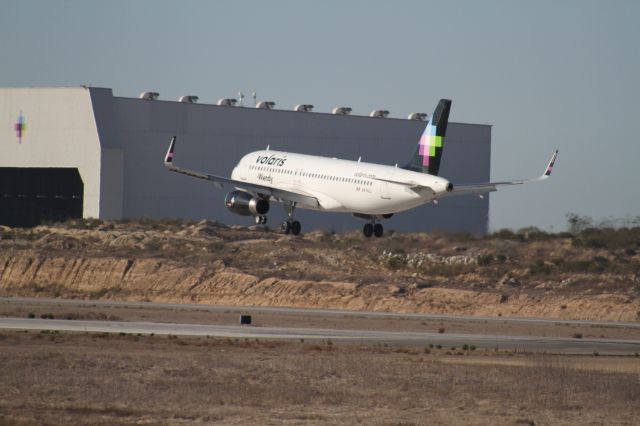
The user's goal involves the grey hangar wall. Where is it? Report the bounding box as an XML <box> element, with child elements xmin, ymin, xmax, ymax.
<box><xmin>1</xmin><ymin>87</ymin><xmax>491</xmax><ymax>233</ymax></box>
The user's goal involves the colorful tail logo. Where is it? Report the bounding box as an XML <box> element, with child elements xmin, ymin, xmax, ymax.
<box><xmin>14</xmin><ymin>111</ymin><xmax>26</xmax><ymax>143</ymax></box>
<box><xmin>418</xmin><ymin>124</ymin><xmax>442</xmax><ymax>168</ymax></box>
<box><xmin>402</xmin><ymin>99</ymin><xmax>451</xmax><ymax>176</ymax></box>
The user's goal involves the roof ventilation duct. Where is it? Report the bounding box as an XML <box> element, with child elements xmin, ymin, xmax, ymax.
<box><xmin>178</xmin><ymin>95</ymin><xmax>199</xmax><ymax>103</ymax></box>
<box><xmin>294</xmin><ymin>104</ymin><xmax>314</xmax><ymax>112</ymax></box>
<box><xmin>256</xmin><ymin>101</ymin><xmax>275</xmax><ymax>109</ymax></box>
<box><xmin>217</xmin><ymin>98</ymin><xmax>237</xmax><ymax>106</ymax></box>
<box><xmin>332</xmin><ymin>106</ymin><xmax>352</xmax><ymax>115</ymax></box>
<box><xmin>408</xmin><ymin>112</ymin><xmax>428</xmax><ymax>121</ymax></box>
<box><xmin>369</xmin><ymin>109</ymin><xmax>389</xmax><ymax>118</ymax></box>
<box><xmin>139</xmin><ymin>91</ymin><xmax>159</xmax><ymax>100</ymax></box>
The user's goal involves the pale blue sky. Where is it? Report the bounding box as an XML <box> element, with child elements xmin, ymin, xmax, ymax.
<box><xmin>2</xmin><ymin>0</ymin><xmax>639</xmax><ymax>231</ymax></box>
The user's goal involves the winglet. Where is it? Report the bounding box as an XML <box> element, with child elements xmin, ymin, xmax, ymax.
<box><xmin>165</xmin><ymin>136</ymin><xmax>176</xmax><ymax>166</ymax></box>
<box><xmin>542</xmin><ymin>150</ymin><xmax>558</xmax><ymax>178</ymax></box>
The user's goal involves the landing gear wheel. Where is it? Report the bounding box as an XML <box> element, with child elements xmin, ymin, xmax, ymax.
<box><xmin>291</xmin><ymin>220</ymin><xmax>301</xmax><ymax>235</ymax></box>
<box><xmin>255</xmin><ymin>215</ymin><xmax>267</xmax><ymax>225</ymax></box>
<box><xmin>281</xmin><ymin>220</ymin><xmax>291</xmax><ymax>234</ymax></box>
<box><xmin>373</xmin><ymin>223</ymin><xmax>383</xmax><ymax>238</ymax></box>
<box><xmin>363</xmin><ymin>223</ymin><xmax>373</xmax><ymax>238</ymax></box>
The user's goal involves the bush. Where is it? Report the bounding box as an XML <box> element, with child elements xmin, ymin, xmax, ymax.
<box><xmin>572</xmin><ymin>227</ymin><xmax>640</xmax><ymax>250</ymax></box>
<box><xmin>27</xmin><ymin>312</ymin><xmax>35</xmax><ymax>319</ymax></box>
<box><xmin>462</xmin><ymin>344</ymin><xmax>470</xmax><ymax>351</ymax></box>
<box><xmin>386</xmin><ymin>256</ymin><xmax>407</xmax><ymax>270</ymax></box>
<box><xmin>477</xmin><ymin>254</ymin><xmax>493</xmax><ymax>266</ymax></box>
<box><xmin>573</xmin><ymin>333</ymin><xmax>583</xmax><ymax>339</ymax></box>
<box><xmin>438</xmin><ymin>327</ymin><xmax>445</xmax><ymax>334</ymax></box>
<box><xmin>491</xmin><ymin>229</ymin><xmax>519</xmax><ymax>240</ymax></box>
<box><xmin>529</xmin><ymin>259</ymin><xmax>551</xmax><ymax>275</ymax></box>
<box><xmin>516</xmin><ymin>226</ymin><xmax>553</xmax><ymax>241</ymax></box>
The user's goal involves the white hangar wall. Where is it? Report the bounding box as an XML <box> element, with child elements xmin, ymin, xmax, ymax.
<box><xmin>2</xmin><ymin>87</ymin><xmax>491</xmax><ymax>234</ymax></box>
<box><xmin>0</xmin><ymin>87</ymin><xmax>102</xmax><ymax>218</ymax></box>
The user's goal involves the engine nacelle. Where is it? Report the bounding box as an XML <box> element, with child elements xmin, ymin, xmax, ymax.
<box><xmin>224</xmin><ymin>191</ymin><xmax>269</xmax><ymax>216</ymax></box>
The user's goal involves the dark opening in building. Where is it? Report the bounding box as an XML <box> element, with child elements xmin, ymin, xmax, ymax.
<box><xmin>0</xmin><ymin>168</ymin><xmax>84</xmax><ymax>227</ymax></box>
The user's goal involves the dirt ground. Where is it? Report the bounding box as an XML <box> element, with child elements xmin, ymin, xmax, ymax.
<box><xmin>1</xmin><ymin>220</ymin><xmax>639</xmax><ymax>321</ymax></box>
<box><xmin>0</xmin><ymin>331</ymin><xmax>638</xmax><ymax>425</ymax></box>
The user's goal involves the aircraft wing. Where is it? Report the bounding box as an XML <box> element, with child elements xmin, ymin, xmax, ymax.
<box><xmin>369</xmin><ymin>177</ymin><xmax>436</xmax><ymax>195</ymax></box>
<box><xmin>442</xmin><ymin>150</ymin><xmax>558</xmax><ymax>198</ymax></box>
<box><xmin>164</xmin><ymin>136</ymin><xmax>320</xmax><ymax>208</ymax></box>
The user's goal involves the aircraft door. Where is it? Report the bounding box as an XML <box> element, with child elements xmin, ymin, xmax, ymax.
<box><xmin>379</xmin><ymin>175</ymin><xmax>391</xmax><ymax>200</ymax></box>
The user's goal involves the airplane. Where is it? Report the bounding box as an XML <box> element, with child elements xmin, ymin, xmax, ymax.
<box><xmin>164</xmin><ymin>99</ymin><xmax>558</xmax><ymax>237</ymax></box>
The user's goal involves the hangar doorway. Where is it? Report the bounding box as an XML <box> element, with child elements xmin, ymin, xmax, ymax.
<box><xmin>0</xmin><ymin>168</ymin><xmax>84</xmax><ymax>227</ymax></box>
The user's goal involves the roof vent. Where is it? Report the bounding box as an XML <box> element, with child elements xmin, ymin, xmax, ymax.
<box><xmin>139</xmin><ymin>91</ymin><xmax>159</xmax><ymax>100</ymax></box>
<box><xmin>408</xmin><ymin>112</ymin><xmax>428</xmax><ymax>121</ymax></box>
<box><xmin>294</xmin><ymin>104</ymin><xmax>314</xmax><ymax>112</ymax></box>
<box><xmin>332</xmin><ymin>106</ymin><xmax>352</xmax><ymax>115</ymax></box>
<box><xmin>178</xmin><ymin>95</ymin><xmax>199</xmax><ymax>103</ymax></box>
<box><xmin>217</xmin><ymin>98</ymin><xmax>237</xmax><ymax>106</ymax></box>
<box><xmin>256</xmin><ymin>101</ymin><xmax>275</xmax><ymax>109</ymax></box>
<box><xmin>369</xmin><ymin>109</ymin><xmax>389</xmax><ymax>118</ymax></box>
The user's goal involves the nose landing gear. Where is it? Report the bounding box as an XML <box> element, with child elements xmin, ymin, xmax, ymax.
<box><xmin>255</xmin><ymin>215</ymin><xmax>267</xmax><ymax>225</ymax></box>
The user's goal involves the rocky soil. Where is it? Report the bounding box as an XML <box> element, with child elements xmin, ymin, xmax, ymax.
<box><xmin>1</xmin><ymin>219</ymin><xmax>639</xmax><ymax>321</ymax></box>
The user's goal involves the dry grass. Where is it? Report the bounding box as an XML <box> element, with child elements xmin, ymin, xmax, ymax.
<box><xmin>0</xmin><ymin>331</ymin><xmax>638</xmax><ymax>425</ymax></box>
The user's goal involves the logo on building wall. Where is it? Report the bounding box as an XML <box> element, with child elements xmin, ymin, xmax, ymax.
<box><xmin>14</xmin><ymin>111</ymin><xmax>26</xmax><ymax>143</ymax></box>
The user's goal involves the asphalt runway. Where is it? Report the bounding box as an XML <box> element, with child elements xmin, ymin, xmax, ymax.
<box><xmin>2</xmin><ymin>317</ymin><xmax>639</xmax><ymax>354</ymax></box>
<box><xmin>3</xmin><ymin>296</ymin><xmax>639</xmax><ymax>329</ymax></box>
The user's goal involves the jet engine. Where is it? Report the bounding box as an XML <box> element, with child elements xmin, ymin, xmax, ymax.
<box><xmin>224</xmin><ymin>191</ymin><xmax>269</xmax><ymax>216</ymax></box>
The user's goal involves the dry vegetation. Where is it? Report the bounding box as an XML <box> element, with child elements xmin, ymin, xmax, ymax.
<box><xmin>0</xmin><ymin>216</ymin><xmax>639</xmax><ymax>320</ymax></box>
<box><xmin>0</xmin><ymin>331</ymin><xmax>638</xmax><ymax>425</ymax></box>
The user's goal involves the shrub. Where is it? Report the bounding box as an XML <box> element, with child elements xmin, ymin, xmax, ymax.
<box><xmin>573</xmin><ymin>333</ymin><xmax>583</xmax><ymax>339</ymax></box>
<box><xmin>491</xmin><ymin>229</ymin><xmax>519</xmax><ymax>240</ymax></box>
<box><xmin>529</xmin><ymin>259</ymin><xmax>551</xmax><ymax>275</ymax></box>
<box><xmin>567</xmin><ymin>213</ymin><xmax>593</xmax><ymax>234</ymax></box>
<box><xmin>386</xmin><ymin>255</ymin><xmax>407</xmax><ymax>270</ymax></box>
<box><xmin>462</xmin><ymin>344</ymin><xmax>470</xmax><ymax>351</ymax></box>
<box><xmin>517</xmin><ymin>226</ymin><xmax>553</xmax><ymax>241</ymax></box>
<box><xmin>436</xmin><ymin>344</ymin><xmax>442</xmax><ymax>349</ymax></box>
<box><xmin>470</xmin><ymin>345</ymin><xmax>476</xmax><ymax>351</ymax></box>
<box><xmin>438</xmin><ymin>327</ymin><xmax>445</xmax><ymax>334</ymax></box>
<box><xmin>27</xmin><ymin>312</ymin><xmax>35</xmax><ymax>319</ymax></box>
<box><xmin>477</xmin><ymin>254</ymin><xmax>493</xmax><ymax>266</ymax></box>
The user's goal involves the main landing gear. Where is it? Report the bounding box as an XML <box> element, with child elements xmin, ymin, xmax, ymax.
<box><xmin>281</xmin><ymin>202</ymin><xmax>301</xmax><ymax>235</ymax></box>
<box><xmin>363</xmin><ymin>222</ymin><xmax>383</xmax><ymax>238</ymax></box>
<box><xmin>254</xmin><ymin>215</ymin><xmax>267</xmax><ymax>225</ymax></box>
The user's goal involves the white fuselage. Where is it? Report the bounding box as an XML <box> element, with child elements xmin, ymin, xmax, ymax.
<box><xmin>230</xmin><ymin>150</ymin><xmax>451</xmax><ymax>215</ymax></box>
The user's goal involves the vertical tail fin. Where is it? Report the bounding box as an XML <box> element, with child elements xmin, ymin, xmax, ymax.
<box><xmin>402</xmin><ymin>99</ymin><xmax>451</xmax><ymax>176</ymax></box>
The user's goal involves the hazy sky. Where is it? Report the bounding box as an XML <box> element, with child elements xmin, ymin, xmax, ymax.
<box><xmin>2</xmin><ymin>0</ymin><xmax>639</xmax><ymax>231</ymax></box>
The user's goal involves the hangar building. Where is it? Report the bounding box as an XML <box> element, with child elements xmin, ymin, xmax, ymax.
<box><xmin>0</xmin><ymin>87</ymin><xmax>491</xmax><ymax>233</ymax></box>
